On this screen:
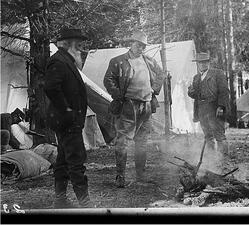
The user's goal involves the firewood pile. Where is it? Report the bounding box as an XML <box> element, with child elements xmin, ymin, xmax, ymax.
<box><xmin>169</xmin><ymin>141</ymin><xmax>249</xmax><ymax>207</ymax></box>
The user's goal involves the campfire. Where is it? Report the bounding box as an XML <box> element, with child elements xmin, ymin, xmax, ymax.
<box><xmin>169</xmin><ymin>140</ymin><xmax>249</xmax><ymax>206</ymax></box>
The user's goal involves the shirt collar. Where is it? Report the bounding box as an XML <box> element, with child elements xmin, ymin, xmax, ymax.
<box><xmin>202</xmin><ymin>69</ymin><xmax>208</xmax><ymax>76</ymax></box>
<box><xmin>201</xmin><ymin>69</ymin><xmax>209</xmax><ymax>80</ymax></box>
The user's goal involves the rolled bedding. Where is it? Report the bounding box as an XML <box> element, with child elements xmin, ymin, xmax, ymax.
<box><xmin>1</xmin><ymin>150</ymin><xmax>51</xmax><ymax>182</ymax></box>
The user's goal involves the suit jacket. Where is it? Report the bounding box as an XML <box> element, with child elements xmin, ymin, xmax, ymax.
<box><xmin>44</xmin><ymin>48</ymin><xmax>88</xmax><ymax>131</ymax></box>
<box><xmin>188</xmin><ymin>68</ymin><xmax>230</xmax><ymax>122</ymax></box>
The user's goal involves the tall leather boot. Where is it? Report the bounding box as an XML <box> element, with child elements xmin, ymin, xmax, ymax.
<box><xmin>73</xmin><ymin>184</ymin><xmax>93</xmax><ymax>208</ymax></box>
<box><xmin>217</xmin><ymin>140</ymin><xmax>229</xmax><ymax>155</ymax></box>
<box><xmin>217</xmin><ymin>140</ymin><xmax>229</xmax><ymax>174</ymax></box>
<box><xmin>115</xmin><ymin>148</ymin><xmax>127</xmax><ymax>188</ymax></box>
<box><xmin>135</xmin><ymin>142</ymin><xmax>154</xmax><ymax>183</ymax></box>
<box><xmin>54</xmin><ymin>179</ymin><xmax>76</xmax><ymax>208</ymax></box>
<box><xmin>135</xmin><ymin>148</ymin><xmax>147</xmax><ymax>181</ymax></box>
<box><xmin>206</xmin><ymin>139</ymin><xmax>215</xmax><ymax>151</ymax></box>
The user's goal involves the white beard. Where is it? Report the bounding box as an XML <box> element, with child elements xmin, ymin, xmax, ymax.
<box><xmin>68</xmin><ymin>48</ymin><xmax>83</xmax><ymax>70</ymax></box>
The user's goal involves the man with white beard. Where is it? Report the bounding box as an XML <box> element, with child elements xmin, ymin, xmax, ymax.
<box><xmin>44</xmin><ymin>27</ymin><xmax>93</xmax><ymax>208</ymax></box>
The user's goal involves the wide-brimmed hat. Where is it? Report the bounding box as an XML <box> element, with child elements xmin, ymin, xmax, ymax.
<box><xmin>125</xmin><ymin>30</ymin><xmax>148</xmax><ymax>45</ymax></box>
<box><xmin>57</xmin><ymin>28</ymin><xmax>89</xmax><ymax>41</ymax></box>
<box><xmin>192</xmin><ymin>52</ymin><xmax>210</xmax><ymax>62</ymax></box>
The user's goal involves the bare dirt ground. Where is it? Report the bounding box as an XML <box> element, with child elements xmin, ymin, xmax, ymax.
<box><xmin>1</xmin><ymin>128</ymin><xmax>249</xmax><ymax>211</ymax></box>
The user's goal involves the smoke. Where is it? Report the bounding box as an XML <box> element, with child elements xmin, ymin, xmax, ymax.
<box><xmin>233</xmin><ymin>163</ymin><xmax>249</xmax><ymax>182</ymax></box>
<box><xmin>201</xmin><ymin>148</ymin><xmax>224</xmax><ymax>173</ymax></box>
<box><xmin>158</xmin><ymin>134</ymin><xmax>224</xmax><ymax>173</ymax></box>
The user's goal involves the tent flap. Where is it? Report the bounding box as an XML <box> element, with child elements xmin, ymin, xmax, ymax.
<box><xmin>1</xmin><ymin>47</ymin><xmax>108</xmax><ymax>150</ymax></box>
<box><xmin>237</xmin><ymin>89</ymin><xmax>249</xmax><ymax>112</ymax></box>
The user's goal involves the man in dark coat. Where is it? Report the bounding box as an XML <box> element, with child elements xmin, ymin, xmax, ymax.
<box><xmin>44</xmin><ymin>27</ymin><xmax>93</xmax><ymax>208</ymax></box>
<box><xmin>104</xmin><ymin>30</ymin><xmax>165</xmax><ymax>188</ymax></box>
<box><xmin>188</xmin><ymin>52</ymin><xmax>230</xmax><ymax>155</ymax></box>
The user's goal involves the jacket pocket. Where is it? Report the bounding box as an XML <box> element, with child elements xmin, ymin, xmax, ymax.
<box><xmin>108</xmin><ymin>98</ymin><xmax>124</xmax><ymax>116</ymax></box>
<box><xmin>46</xmin><ymin>108</ymin><xmax>75</xmax><ymax>132</ymax></box>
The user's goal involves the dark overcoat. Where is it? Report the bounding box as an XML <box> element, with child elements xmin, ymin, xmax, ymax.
<box><xmin>44</xmin><ymin>48</ymin><xmax>88</xmax><ymax>131</ymax></box>
<box><xmin>188</xmin><ymin>68</ymin><xmax>231</xmax><ymax>122</ymax></box>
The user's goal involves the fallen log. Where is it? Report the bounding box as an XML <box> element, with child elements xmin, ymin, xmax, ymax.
<box><xmin>170</xmin><ymin>157</ymin><xmax>249</xmax><ymax>205</ymax></box>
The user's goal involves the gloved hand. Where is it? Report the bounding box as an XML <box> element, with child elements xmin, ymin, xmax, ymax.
<box><xmin>216</xmin><ymin>106</ymin><xmax>224</xmax><ymax>117</ymax></box>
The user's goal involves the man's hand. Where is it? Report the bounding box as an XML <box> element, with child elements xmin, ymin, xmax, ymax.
<box><xmin>188</xmin><ymin>84</ymin><xmax>196</xmax><ymax>98</ymax></box>
<box><xmin>188</xmin><ymin>84</ymin><xmax>194</xmax><ymax>91</ymax></box>
<box><xmin>216</xmin><ymin>106</ymin><xmax>224</xmax><ymax>117</ymax></box>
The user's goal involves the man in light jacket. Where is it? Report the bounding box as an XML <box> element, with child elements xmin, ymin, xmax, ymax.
<box><xmin>104</xmin><ymin>30</ymin><xmax>165</xmax><ymax>188</ymax></box>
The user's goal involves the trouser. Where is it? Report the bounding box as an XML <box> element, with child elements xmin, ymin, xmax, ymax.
<box><xmin>198</xmin><ymin>103</ymin><xmax>228</xmax><ymax>154</ymax></box>
<box><xmin>54</xmin><ymin>125</ymin><xmax>88</xmax><ymax>201</ymax></box>
<box><xmin>115</xmin><ymin>99</ymin><xmax>152</xmax><ymax>177</ymax></box>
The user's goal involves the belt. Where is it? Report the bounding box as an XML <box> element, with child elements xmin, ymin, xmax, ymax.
<box><xmin>125</xmin><ymin>98</ymin><xmax>148</xmax><ymax>104</ymax></box>
<box><xmin>197</xmin><ymin>99</ymin><xmax>216</xmax><ymax>104</ymax></box>
<box><xmin>131</xmin><ymin>99</ymin><xmax>146</xmax><ymax>104</ymax></box>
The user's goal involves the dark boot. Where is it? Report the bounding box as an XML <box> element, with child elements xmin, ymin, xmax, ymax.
<box><xmin>217</xmin><ymin>140</ymin><xmax>229</xmax><ymax>155</ymax></box>
<box><xmin>115</xmin><ymin>148</ymin><xmax>127</xmax><ymax>188</ymax></box>
<box><xmin>135</xmin><ymin>141</ymin><xmax>148</xmax><ymax>183</ymax></box>
<box><xmin>73</xmin><ymin>181</ymin><xmax>94</xmax><ymax>208</ymax></box>
<box><xmin>206</xmin><ymin>139</ymin><xmax>215</xmax><ymax>151</ymax></box>
<box><xmin>135</xmin><ymin>170</ymin><xmax>155</xmax><ymax>184</ymax></box>
<box><xmin>54</xmin><ymin>180</ymin><xmax>76</xmax><ymax>208</ymax></box>
<box><xmin>54</xmin><ymin>197</ymin><xmax>76</xmax><ymax>209</ymax></box>
<box><xmin>135</xmin><ymin>149</ymin><xmax>147</xmax><ymax>174</ymax></box>
<box><xmin>136</xmin><ymin>170</ymin><xmax>146</xmax><ymax>182</ymax></box>
<box><xmin>115</xmin><ymin>175</ymin><xmax>125</xmax><ymax>188</ymax></box>
<box><xmin>78</xmin><ymin>193</ymin><xmax>94</xmax><ymax>208</ymax></box>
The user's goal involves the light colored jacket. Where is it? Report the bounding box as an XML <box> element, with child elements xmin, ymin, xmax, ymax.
<box><xmin>104</xmin><ymin>51</ymin><xmax>165</xmax><ymax>100</ymax></box>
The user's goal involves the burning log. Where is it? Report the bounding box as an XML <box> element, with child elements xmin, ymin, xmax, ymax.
<box><xmin>171</xmin><ymin>158</ymin><xmax>249</xmax><ymax>206</ymax></box>
<box><xmin>168</xmin><ymin>140</ymin><xmax>249</xmax><ymax>206</ymax></box>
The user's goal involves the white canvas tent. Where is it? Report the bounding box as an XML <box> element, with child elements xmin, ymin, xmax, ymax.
<box><xmin>237</xmin><ymin>89</ymin><xmax>249</xmax><ymax>112</ymax></box>
<box><xmin>1</xmin><ymin>45</ymin><xmax>106</xmax><ymax>150</ymax></box>
<box><xmin>236</xmin><ymin>89</ymin><xmax>249</xmax><ymax>123</ymax></box>
<box><xmin>83</xmin><ymin>40</ymin><xmax>200</xmax><ymax>133</ymax></box>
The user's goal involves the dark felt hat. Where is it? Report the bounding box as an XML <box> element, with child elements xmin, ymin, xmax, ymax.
<box><xmin>57</xmin><ymin>28</ymin><xmax>89</xmax><ymax>41</ymax></box>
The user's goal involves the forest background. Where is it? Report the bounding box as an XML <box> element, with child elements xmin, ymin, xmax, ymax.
<box><xmin>1</xmin><ymin>0</ymin><xmax>249</xmax><ymax>143</ymax></box>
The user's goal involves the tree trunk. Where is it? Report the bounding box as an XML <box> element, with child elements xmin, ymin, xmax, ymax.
<box><xmin>221</xmin><ymin>0</ymin><xmax>228</xmax><ymax>78</ymax></box>
<box><xmin>160</xmin><ymin>0</ymin><xmax>171</xmax><ymax>137</ymax></box>
<box><xmin>226</xmin><ymin>0</ymin><xmax>237</xmax><ymax>127</ymax></box>
<box><xmin>28</xmin><ymin>0</ymin><xmax>56</xmax><ymax>146</ymax></box>
<box><xmin>214</xmin><ymin>0</ymin><xmax>224</xmax><ymax>69</ymax></box>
